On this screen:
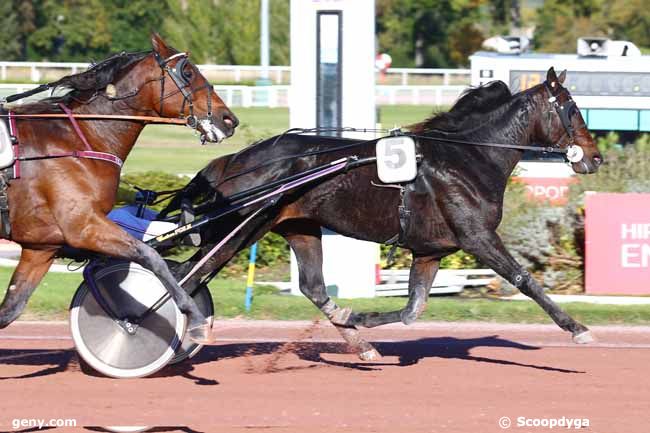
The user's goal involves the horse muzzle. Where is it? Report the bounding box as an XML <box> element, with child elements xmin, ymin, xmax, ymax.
<box><xmin>571</xmin><ymin>154</ymin><xmax>602</xmax><ymax>174</ymax></box>
<box><xmin>197</xmin><ymin>119</ymin><xmax>227</xmax><ymax>144</ymax></box>
<box><xmin>196</xmin><ymin>111</ymin><xmax>238</xmax><ymax>144</ymax></box>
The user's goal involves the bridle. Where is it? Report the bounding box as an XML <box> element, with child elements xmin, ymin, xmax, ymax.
<box><xmin>543</xmin><ymin>81</ymin><xmax>587</xmax><ymax>163</ymax></box>
<box><xmin>153</xmin><ymin>51</ymin><xmax>215</xmax><ymax>132</ymax></box>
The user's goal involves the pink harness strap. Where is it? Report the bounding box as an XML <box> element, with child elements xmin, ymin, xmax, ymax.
<box><xmin>58</xmin><ymin>103</ymin><xmax>124</xmax><ymax>169</ymax></box>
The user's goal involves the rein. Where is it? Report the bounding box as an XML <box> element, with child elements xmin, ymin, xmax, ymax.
<box><xmin>211</xmin><ymin>124</ymin><xmax>572</xmax><ymax>188</ymax></box>
<box><xmin>0</xmin><ymin>113</ymin><xmax>188</xmax><ymax>125</ymax></box>
<box><xmin>214</xmin><ymin>80</ymin><xmax>585</xmax><ymax>186</ymax></box>
<box><xmin>407</xmin><ymin>134</ymin><xmax>567</xmax><ymax>154</ymax></box>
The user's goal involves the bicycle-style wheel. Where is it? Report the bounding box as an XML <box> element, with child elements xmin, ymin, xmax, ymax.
<box><xmin>70</xmin><ymin>262</ymin><xmax>185</xmax><ymax>378</ymax></box>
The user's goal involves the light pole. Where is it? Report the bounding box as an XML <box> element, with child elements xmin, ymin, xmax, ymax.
<box><xmin>259</xmin><ymin>0</ymin><xmax>270</xmax><ymax>85</ymax></box>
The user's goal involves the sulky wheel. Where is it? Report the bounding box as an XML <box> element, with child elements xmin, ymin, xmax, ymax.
<box><xmin>169</xmin><ymin>283</ymin><xmax>214</xmax><ymax>365</ymax></box>
<box><xmin>70</xmin><ymin>261</ymin><xmax>185</xmax><ymax>379</ymax></box>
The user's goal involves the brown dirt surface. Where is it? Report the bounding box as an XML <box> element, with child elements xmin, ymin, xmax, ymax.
<box><xmin>1</xmin><ymin>320</ymin><xmax>649</xmax><ymax>432</ymax></box>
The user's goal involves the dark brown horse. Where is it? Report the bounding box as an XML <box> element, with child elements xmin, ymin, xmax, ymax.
<box><xmin>164</xmin><ymin>68</ymin><xmax>602</xmax><ymax>359</ymax></box>
<box><xmin>0</xmin><ymin>34</ymin><xmax>238</xmax><ymax>342</ymax></box>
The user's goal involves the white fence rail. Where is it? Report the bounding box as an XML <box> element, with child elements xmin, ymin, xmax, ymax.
<box><xmin>0</xmin><ymin>61</ymin><xmax>470</xmax><ymax>86</ymax></box>
<box><xmin>376</xmin><ymin>269</ymin><xmax>497</xmax><ymax>297</ymax></box>
<box><xmin>1</xmin><ymin>83</ymin><xmax>467</xmax><ymax>107</ymax></box>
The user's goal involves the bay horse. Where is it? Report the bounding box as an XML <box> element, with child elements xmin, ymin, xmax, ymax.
<box><xmin>163</xmin><ymin>67</ymin><xmax>602</xmax><ymax>359</ymax></box>
<box><xmin>0</xmin><ymin>34</ymin><xmax>238</xmax><ymax>343</ymax></box>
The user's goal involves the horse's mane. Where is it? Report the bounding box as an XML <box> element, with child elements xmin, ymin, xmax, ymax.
<box><xmin>13</xmin><ymin>50</ymin><xmax>151</xmax><ymax>114</ymax></box>
<box><xmin>409</xmin><ymin>80</ymin><xmax>513</xmax><ymax>134</ymax></box>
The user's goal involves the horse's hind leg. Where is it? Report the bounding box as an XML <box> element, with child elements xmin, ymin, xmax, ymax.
<box><xmin>346</xmin><ymin>255</ymin><xmax>440</xmax><ymax>328</ymax></box>
<box><xmin>281</xmin><ymin>225</ymin><xmax>381</xmax><ymax>361</ymax></box>
<box><xmin>462</xmin><ymin>231</ymin><xmax>593</xmax><ymax>343</ymax></box>
<box><xmin>63</xmin><ymin>216</ymin><xmax>210</xmax><ymax>343</ymax></box>
<box><xmin>0</xmin><ymin>248</ymin><xmax>56</xmax><ymax>328</ymax></box>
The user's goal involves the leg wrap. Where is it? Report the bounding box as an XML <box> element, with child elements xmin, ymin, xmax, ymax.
<box><xmin>320</xmin><ymin>298</ymin><xmax>353</xmax><ymax>326</ymax></box>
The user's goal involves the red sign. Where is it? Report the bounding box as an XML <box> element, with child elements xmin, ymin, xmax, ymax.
<box><xmin>512</xmin><ymin>177</ymin><xmax>575</xmax><ymax>205</ymax></box>
<box><xmin>585</xmin><ymin>193</ymin><xmax>650</xmax><ymax>294</ymax></box>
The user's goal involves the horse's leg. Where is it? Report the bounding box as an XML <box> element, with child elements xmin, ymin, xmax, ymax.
<box><xmin>461</xmin><ymin>231</ymin><xmax>593</xmax><ymax>343</ymax></box>
<box><xmin>64</xmin><ymin>216</ymin><xmax>211</xmax><ymax>343</ymax></box>
<box><xmin>282</xmin><ymin>227</ymin><xmax>381</xmax><ymax>361</ymax></box>
<box><xmin>344</xmin><ymin>255</ymin><xmax>440</xmax><ymax>328</ymax></box>
<box><xmin>0</xmin><ymin>248</ymin><xmax>56</xmax><ymax>328</ymax></box>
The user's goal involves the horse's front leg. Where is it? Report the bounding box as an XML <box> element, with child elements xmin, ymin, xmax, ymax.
<box><xmin>338</xmin><ymin>255</ymin><xmax>439</xmax><ymax>328</ymax></box>
<box><xmin>282</xmin><ymin>227</ymin><xmax>381</xmax><ymax>361</ymax></box>
<box><xmin>63</xmin><ymin>214</ymin><xmax>212</xmax><ymax>344</ymax></box>
<box><xmin>0</xmin><ymin>248</ymin><xmax>56</xmax><ymax>327</ymax></box>
<box><xmin>460</xmin><ymin>230</ymin><xmax>593</xmax><ymax>343</ymax></box>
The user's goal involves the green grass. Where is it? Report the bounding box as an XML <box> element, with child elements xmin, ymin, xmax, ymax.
<box><xmin>378</xmin><ymin>105</ymin><xmax>439</xmax><ymax>129</ymax></box>
<box><xmin>3</xmin><ymin>266</ymin><xmax>650</xmax><ymax>325</ymax></box>
<box><xmin>125</xmin><ymin>105</ymin><xmax>439</xmax><ymax>174</ymax></box>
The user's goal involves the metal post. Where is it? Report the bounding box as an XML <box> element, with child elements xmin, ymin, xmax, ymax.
<box><xmin>260</xmin><ymin>0</ymin><xmax>270</xmax><ymax>81</ymax></box>
<box><xmin>244</xmin><ymin>243</ymin><xmax>258</xmax><ymax>311</ymax></box>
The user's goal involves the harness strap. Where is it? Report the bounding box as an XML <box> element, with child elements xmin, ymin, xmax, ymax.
<box><xmin>59</xmin><ymin>103</ymin><xmax>92</xmax><ymax>150</ymax></box>
<box><xmin>55</xmin><ymin>103</ymin><xmax>124</xmax><ymax>168</ymax></box>
<box><xmin>8</xmin><ymin>111</ymin><xmax>20</xmax><ymax>178</ymax></box>
<box><xmin>384</xmin><ymin>184</ymin><xmax>412</xmax><ymax>266</ymax></box>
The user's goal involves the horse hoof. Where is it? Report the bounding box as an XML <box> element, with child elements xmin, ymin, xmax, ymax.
<box><xmin>187</xmin><ymin>322</ymin><xmax>216</xmax><ymax>345</ymax></box>
<box><xmin>401</xmin><ymin>312</ymin><xmax>417</xmax><ymax>326</ymax></box>
<box><xmin>359</xmin><ymin>348</ymin><xmax>382</xmax><ymax>361</ymax></box>
<box><xmin>572</xmin><ymin>330</ymin><xmax>595</xmax><ymax>344</ymax></box>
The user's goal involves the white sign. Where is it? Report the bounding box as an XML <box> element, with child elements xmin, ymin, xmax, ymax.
<box><xmin>376</xmin><ymin>136</ymin><xmax>418</xmax><ymax>183</ymax></box>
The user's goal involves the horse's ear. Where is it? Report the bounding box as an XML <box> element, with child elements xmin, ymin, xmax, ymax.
<box><xmin>546</xmin><ymin>67</ymin><xmax>558</xmax><ymax>84</ymax></box>
<box><xmin>558</xmin><ymin>69</ymin><xmax>567</xmax><ymax>84</ymax></box>
<box><xmin>151</xmin><ymin>33</ymin><xmax>172</xmax><ymax>57</ymax></box>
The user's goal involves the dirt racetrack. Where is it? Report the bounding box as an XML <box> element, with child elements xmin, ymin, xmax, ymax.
<box><xmin>1</xmin><ymin>320</ymin><xmax>649</xmax><ymax>432</ymax></box>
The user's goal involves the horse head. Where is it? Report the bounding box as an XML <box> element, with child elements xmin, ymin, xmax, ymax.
<box><xmin>146</xmin><ymin>33</ymin><xmax>239</xmax><ymax>143</ymax></box>
<box><xmin>532</xmin><ymin>67</ymin><xmax>602</xmax><ymax>174</ymax></box>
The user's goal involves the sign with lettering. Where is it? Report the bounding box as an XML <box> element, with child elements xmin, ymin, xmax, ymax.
<box><xmin>512</xmin><ymin>177</ymin><xmax>575</xmax><ymax>205</ymax></box>
<box><xmin>585</xmin><ymin>193</ymin><xmax>650</xmax><ymax>294</ymax></box>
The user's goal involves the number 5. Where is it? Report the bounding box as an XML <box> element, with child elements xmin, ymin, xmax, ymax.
<box><xmin>384</xmin><ymin>140</ymin><xmax>406</xmax><ymax>169</ymax></box>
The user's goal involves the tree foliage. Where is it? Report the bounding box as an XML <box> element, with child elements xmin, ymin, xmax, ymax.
<box><xmin>0</xmin><ymin>1</ymin><xmax>21</xmax><ymax>60</ymax></box>
<box><xmin>0</xmin><ymin>0</ymin><xmax>648</xmax><ymax>67</ymax></box>
<box><xmin>534</xmin><ymin>0</ymin><xmax>650</xmax><ymax>53</ymax></box>
<box><xmin>2</xmin><ymin>0</ymin><xmax>290</xmax><ymax>66</ymax></box>
<box><xmin>377</xmin><ymin>0</ymin><xmax>489</xmax><ymax>68</ymax></box>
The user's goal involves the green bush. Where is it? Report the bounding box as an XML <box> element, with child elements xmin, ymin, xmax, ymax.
<box><xmin>117</xmin><ymin>171</ymin><xmax>189</xmax><ymax>212</ymax></box>
<box><xmin>496</xmin><ymin>134</ymin><xmax>650</xmax><ymax>293</ymax></box>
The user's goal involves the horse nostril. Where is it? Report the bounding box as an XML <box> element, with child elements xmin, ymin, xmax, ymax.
<box><xmin>222</xmin><ymin>113</ymin><xmax>238</xmax><ymax>129</ymax></box>
<box><xmin>593</xmin><ymin>155</ymin><xmax>603</xmax><ymax>166</ymax></box>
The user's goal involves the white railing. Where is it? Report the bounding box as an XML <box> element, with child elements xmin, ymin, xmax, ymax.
<box><xmin>376</xmin><ymin>269</ymin><xmax>497</xmax><ymax>296</ymax></box>
<box><xmin>0</xmin><ymin>61</ymin><xmax>470</xmax><ymax>85</ymax></box>
<box><xmin>215</xmin><ymin>84</ymin><xmax>466</xmax><ymax>108</ymax></box>
<box><xmin>376</xmin><ymin>85</ymin><xmax>467</xmax><ymax>106</ymax></box>
<box><xmin>382</xmin><ymin>68</ymin><xmax>471</xmax><ymax>86</ymax></box>
<box><xmin>0</xmin><ymin>83</ymin><xmax>468</xmax><ymax>107</ymax></box>
<box><xmin>214</xmin><ymin>85</ymin><xmax>291</xmax><ymax>108</ymax></box>
<box><xmin>0</xmin><ymin>83</ymin><xmax>50</xmax><ymax>103</ymax></box>
<box><xmin>0</xmin><ymin>61</ymin><xmax>90</xmax><ymax>82</ymax></box>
